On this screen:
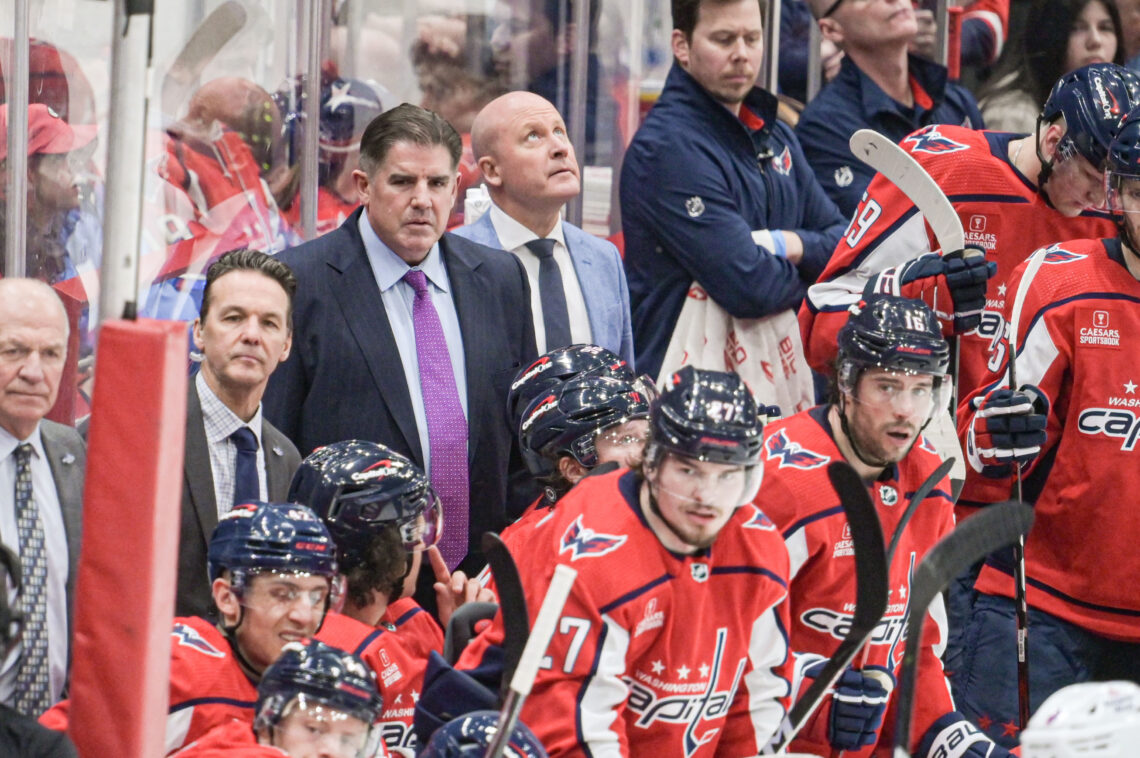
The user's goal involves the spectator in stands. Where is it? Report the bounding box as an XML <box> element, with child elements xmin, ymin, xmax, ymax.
<box><xmin>778</xmin><ymin>0</ymin><xmax>844</xmax><ymax>104</ymax></box>
<box><xmin>621</xmin><ymin>0</ymin><xmax>846</xmax><ymax>381</ymax></box>
<box><xmin>176</xmin><ymin>249</ymin><xmax>301</xmax><ymax>620</ymax></box>
<box><xmin>455</xmin><ymin>91</ymin><xmax>634</xmax><ymax>364</ymax></box>
<box><xmin>909</xmin><ymin>0</ymin><xmax>1010</xmax><ymax>75</ymax></box>
<box><xmin>977</xmin><ymin>0</ymin><xmax>1123</xmax><ymax>133</ymax></box>
<box><xmin>0</xmin><ymin>279</ymin><xmax>84</xmax><ymax>718</ymax></box>
<box><xmin>794</xmin><ymin>0</ymin><xmax>984</xmax><ymax>217</ymax></box>
<box><xmin>1120</xmin><ymin>0</ymin><xmax>1140</xmax><ymax>70</ymax></box>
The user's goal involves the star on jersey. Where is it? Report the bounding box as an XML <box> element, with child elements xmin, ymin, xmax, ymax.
<box><xmin>411</xmin><ymin>689</ymin><xmax>420</xmax><ymax>703</ymax></box>
<box><xmin>898</xmin><ymin>584</ymin><xmax>907</xmax><ymax>599</ymax></box>
<box><xmin>699</xmin><ymin>663</ymin><xmax>710</xmax><ymax>678</ymax></box>
<box><xmin>677</xmin><ymin>665</ymin><xmax>691</xmax><ymax>680</ymax></box>
<box><xmin>652</xmin><ymin>660</ymin><xmax>665</xmax><ymax>674</ymax></box>
<box><xmin>1126</xmin><ymin>380</ymin><xmax>1137</xmax><ymax>394</ymax></box>
<box><xmin>998</xmin><ymin>283</ymin><xmax>1007</xmax><ymax>296</ymax></box>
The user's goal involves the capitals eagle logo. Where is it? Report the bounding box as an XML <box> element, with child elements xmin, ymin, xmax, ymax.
<box><xmin>766</xmin><ymin>429</ymin><xmax>830</xmax><ymax>469</ymax></box>
<box><xmin>903</xmin><ymin>126</ymin><xmax>968</xmax><ymax>155</ymax></box>
<box><xmin>560</xmin><ymin>516</ymin><xmax>628</xmax><ymax>560</ymax></box>
<box><xmin>172</xmin><ymin>623</ymin><xmax>225</xmax><ymax>658</ymax></box>
<box><xmin>1040</xmin><ymin>243</ymin><xmax>1087</xmax><ymax>264</ymax></box>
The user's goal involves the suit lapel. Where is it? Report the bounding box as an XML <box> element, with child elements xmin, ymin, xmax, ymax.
<box><xmin>185</xmin><ymin>384</ymin><xmax>220</xmax><ymax>543</ymax></box>
<box><xmin>40</xmin><ymin>423</ymin><xmax>82</xmax><ymax>583</ymax></box>
<box><xmin>262</xmin><ymin>426</ymin><xmax>292</xmax><ymax>500</ymax></box>
<box><xmin>562</xmin><ymin>223</ymin><xmax>603</xmax><ymax>341</ymax></box>
<box><xmin>442</xmin><ymin>235</ymin><xmax>490</xmax><ymax>466</ymax></box>
<box><xmin>328</xmin><ymin>222</ymin><xmax>423</xmax><ymax>464</ymax></box>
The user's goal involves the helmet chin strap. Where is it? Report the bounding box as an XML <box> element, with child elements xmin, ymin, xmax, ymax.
<box><xmin>220</xmin><ymin>604</ymin><xmax>265</xmax><ymax>682</ymax></box>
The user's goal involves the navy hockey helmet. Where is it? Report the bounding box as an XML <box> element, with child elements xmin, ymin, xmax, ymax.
<box><xmin>518</xmin><ymin>374</ymin><xmax>651</xmax><ymax>477</ymax></box>
<box><xmin>648</xmin><ymin>366</ymin><xmax>763</xmax><ymax>468</ymax></box>
<box><xmin>1105</xmin><ymin>106</ymin><xmax>1140</xmax><ymax>250</ymax></box>
<box><xmin>206</xmin><ymin>501</ymin><xmax>339</xmax><ymax>590</ymax></box>
<box><xmin>837</xmin><ymin>295</ymin><xmax>950</xmax><ymax>383</ymax></box>
<box><xmin>1039</xmin><ymin>63</ymin><xmax>1140</xmax><ymax>169</ymax></box>
<box><xmin>506</xmin><ymin>344</ymin><xmax>648</xmax><ymax>428</ymax></box>
<box><xmin>288</xmin><ymin>440</ymin><xmax>443</xmax><ymax>563</ymax></box>
<box><xmin>1108</xmin><ymin>105</ymin><xmax>1140</xmax><ymax>178</ymax></box>
<box><xmin>420</xmin><ymin>711</ymin><xmax>548</xmax><ymax>758</ymax></box>
<box><xmin>255</xmin><ymin>638</ymin><xmax>384</xmax><ymax>734</ymax></box>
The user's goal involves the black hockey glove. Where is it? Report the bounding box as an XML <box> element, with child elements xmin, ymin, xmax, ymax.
<box><xmin>966</xmin><ymin>384</ymin><xmax>1049</xmax><ymax>478</ymax></box>
<box><xmin>803</xmin><ymin>660</ymin><xmax>895</xmax><ymax>750</ymax></box>
<box><xmin>862</xmin><ymin>248</ymin><xmax>996</xmax><ymax>333</ymax></box>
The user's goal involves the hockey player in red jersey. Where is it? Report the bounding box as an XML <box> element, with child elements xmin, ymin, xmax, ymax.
<box><xmin>756</xmin><ymin>295</ymin><xmax>1013</xmax><ymax>758</ymax></box>
<box><xmin>952</xmin><ymin>104</ymin><xmax>1140</xmax><ymax>750</ymax></box>
<box><xmin>173</xmin><ymin>638</ymin><xmax>386</xmax><ymax>758</ymax></box>
<box><xmin>800</xmin><ymin>63</ymin><xmax>1140</xmax><ymax>407</ymax></box>
<box><xmin>289</xmin><ymin>440</ymin><xmax>491</xmax><ymax>756</ymax></box>
<box><xmin>41</xmin><ymin>501</ymin><xmax>342</xmax><ymax>755</ymax></box>
<box><xmin>455</xmin><ymin>366</ymin><xmax>793</xmax><ymax>757</ymax></box>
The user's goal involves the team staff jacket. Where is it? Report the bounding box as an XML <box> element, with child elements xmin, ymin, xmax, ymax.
<box><xmin>40</xmin><ymin>617</ymin><xmax>258</xmax><ymax>755</ymax></box>
<box><xmin>621</xmin><ymin>61</ymin><xmax>846</xmax><ymax>379</ymax></box>
<box><xmin>456</xmin><ymin>469</ymin><xmax>793</xmax><ymax>758</ymax></box>
<box><xmin>316</xmin><ymin>612</ymin><xmax>426</xmax><ymax>757</ymax></box>
<box><xmin>957</xmin><ymin>238</ymin><xmax>1140</xmax><ymax>641</ymax></box>
<box><xmin>753</xmin><ymin>408</ymin><xmax>957</xmax><ymax>756</ymax></box>
<box><xmin>795</xmin><ymin>56</ymin><xmax>984</xmax><ymax>219</ymax></box>
<box><xmin>800</xmin><ymin>125</ymin><xmax>1116</xmax><ymax>403</ymax></box>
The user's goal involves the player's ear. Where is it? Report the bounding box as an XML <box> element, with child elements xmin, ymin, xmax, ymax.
<box><xmin>671</xmin><ymin>29</ymin><xmax>692</xmax><ymax>68</ymax></box>
<box><xmin>818</xmin><ymin>17</ymin><xmax>843</xmax><ymax>44</ymax></box>
<box><xmin>212</xmin><ymin>577</ymin><xmax>241</xmax><ymax>625</ymax></box>
<box><xmin>559</xmin><ymin>455</ymin><xmax>589</xmax><ymax>485</ymax></box>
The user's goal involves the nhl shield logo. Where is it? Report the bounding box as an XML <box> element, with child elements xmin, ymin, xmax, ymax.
<box><xmin>834</xmin><ymin>165</ymin><xmax>854</xmax><ymax>187</ymax></box>
<box><xmin>880</xmin><ymin>485</ymin><xmax>898</xmax><ymax>505</ymax></box>
<box><xmin>691</xmin><ymin>563</ymin><xmax>710</xmax><ymax>582</ymax></box>
<box><xmin>685</xmin><ymin>196</ymin><xmax>706</xmax><ymax>218</ymax></box>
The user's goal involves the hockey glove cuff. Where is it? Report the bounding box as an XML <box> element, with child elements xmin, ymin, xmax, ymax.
<box><xmin>966</xmin><ymin>384</ymin><xmax>1049</xmax><ymax>478</ymax></box>
<box><xmin>918</xmin><ymin>712</ymin><xmax>1014</xmax><ymax>758</ymax></box>
<box><xmin>803</xmin><ymin>660</ymin><xmax>895</xmax><ymax>751</ymax></box>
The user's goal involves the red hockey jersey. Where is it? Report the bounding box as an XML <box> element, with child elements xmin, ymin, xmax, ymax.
<box><xmin>40</xmin><ymin>616</ymin><xmax>260</xmax><ymax>755</ymax></box>
<box><xmin>800</xmin><ymin>125</ymin><xmax>1116</xmax><ymax>403</ymax></box>
<box><xmin>170</xmin><ymin>719</ymin><xmax>285</xmax><ymax>758</ymax></box>
<box><xmin>958</xmin><ymin>238</ymin><xmax>1140</xmax><ymax>641</ymax></box>
<box><xmin>381</xmin><ymin>597</ymin><xmax>443</xmax><ymax>662</ymax></box>
<box><xmin>457</xmin><ymin>469</ymin><xmax>793</xmax><ymax>758</ymax></box>
<box><xmin>316</xmin><ymin>612</ymin><xmax>426</xmax><ymax>757</ymax></box>
<box><xmin>754</xmin><ymin>407</ymin><xmax>957</xmax><ymax>755</ymax></box>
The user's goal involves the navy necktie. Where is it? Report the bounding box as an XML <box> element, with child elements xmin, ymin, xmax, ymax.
<box><xmin>230</xmin><ymin>427</ymin><xmax>259</xmax><ymax>507</ymax></box>
<box><xmin>525</xmin><ymin>238</ymin><xmax>573</xmax><ymax>351</ymax></box>
<box><xmin>13</xmin><ymin>443</ymin><xmax>50</xmax><ymax>716</ymax></box>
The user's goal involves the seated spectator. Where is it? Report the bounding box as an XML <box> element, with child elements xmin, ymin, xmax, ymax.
<box><xmin>795</xmin><ymin>0</ymin><xmax>983</xmax><ymax>217</ymax></box>
<box><xmin>455</xmin><ymin>91</ymin><xmax>634</xmax><ymax>364</ymax></box>
<box><xmin>172</xmin><ymin>639</ymin><xmax>384</xmax><ymax>758</ymax></box>
<box><xmin>977</xmin><ymin>0</ymin><xmax>1122</xmax><ymax>133</ymax></box>
<box><xmin>40</xmin><ymin>502</ymin><xmax>339</xmax><ymax>755</ymax></box>
<box><xmin>909</xmin><ymin>0</ymin><xmax>1010</xmax><ymax>74</ymax></box>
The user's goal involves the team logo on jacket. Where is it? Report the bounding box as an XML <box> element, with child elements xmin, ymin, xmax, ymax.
<box><xmin>742</xmin><ymin>505</ymin><xmax>777</xmax><ymax>531</ymax></box>
<box><xmin>834</xmin><ymin>165</ymin><xmax>853</xmax><ymax>187</ymax></box>
<box><xmin>766</xmin><ymin>429</ymin><xmax>830</xmax><ymax>469</ymax></box>
<box><xmin>773</xmin><ymin>146</ymin><xmax>793</xmax><ymax>175</ymax></box>
<box><xmin>904</xmin><ymin>126</ymin><xmax>967</xmax><ymax>155</ymax></box>
<box><xmin>172</xmin><ymin>624</ymin><xmax>224</xmax><ymax>658</ymax></box>
<box><xmin>1040</xmin><ymin>243</ymin><xmax>1087</xmax><ymax>264</ymax></box>
<box><xmin>559</xmin><ymin>515</ymin><xmax>628</xmax><ymax>560</ymax></box>
<box><xmin>685</xmin><ymin>196</ymin><xmax>705</xmax><ymax>217</ymax></box>
<box><xmin>879</xmin><ymin>485</ymin><xmax>898</xmax><ymax>505</ymax></box>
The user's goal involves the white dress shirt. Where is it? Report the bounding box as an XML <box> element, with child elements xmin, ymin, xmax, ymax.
<box><xmin>488</xmin><ymin>202</ymin><xmax>593</xmax><ymax>354</ymax></box>
<box><xmin>0</xmin><ymin>424</ymin><xmax>70</xmax><ymax>707</ymax></box>
<box><xmin>196</xmin><ymin>371</ymin><xmax>267</xmax><ymax>517</ymax></box>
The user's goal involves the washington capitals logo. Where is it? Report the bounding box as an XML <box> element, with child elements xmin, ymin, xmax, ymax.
<box><xmin>772</xmin><ymin>146</ymin><xmax>793</xmax><ymax>175</ymax></box>
<box><xmin>559</xmin><ymin>516</ymin><xmax>628</xmax><ymax>560</ymax></box>
<box><xmin>904</xmin><ymin>126</ymin><xmax>968</xmax><ymax>155</ymax></box>
<box><xmin>919</xmin><ymin>436</ymin><xmax>938</xmax><ymax>454</ymax></box>
<box><xmin>743</xmin><ymin>505</ymin><xmax>777</xmax><ymax>531</ymax></box>
<box><xmin>766</xmin><ymin>429</ymin><xmax>830</xmax><ymax>469</ymax></box>
<box><xmin>172</xmin><ymin>623</ymin><xmax>224</xmax><ymax>658</ymax></box>
<box><xmin>1040</xmin><ymin>243</ymin><xmax>1087</xmax><ymax>264</ymax></box>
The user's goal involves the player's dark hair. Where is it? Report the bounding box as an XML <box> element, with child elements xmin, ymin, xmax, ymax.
<box><xmin>672</xmin><ymin>0</ymin><xmax>767</xmax><ymax>39</ymax></box>
<box><xmin>978</xmin><ymin>0</ymin><xmax>1123</xmax><ymax>115</ymax></box>
<box><xmin>342</xmin><ymin>525</ymin><xmax>412</xmax><ymax>609</ymax></box>
<box><xmin>358</xmin><ymin>103</ymin><xmax>462</xmax><ymax>177</ymax></box>
<box><xmin>200</xmin><ymin>248</ymin><xmax>298</xmax><ymax>329</ymax></box>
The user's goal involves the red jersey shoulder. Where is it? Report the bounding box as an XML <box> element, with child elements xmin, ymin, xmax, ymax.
<box><xmin>171</xmin><ymin>719</ymin><xmax>284</xmax><ymax>758</ymax></box>
<box><xmin>382</xmin><ymin>598</ymin><xmax>443</xmax><ymax>659</ymax></box>
<box><xmin>757</xmin><ymin>411</ymin><xmax>843</xmax><ymax>530</ymax></box>
<box><xmin>1012</xmin><ymin>240</ymin><xmax>1123</xmax><ymax>318</ymax></box>
<box><xmin>169</xmin><ymin>617</ymin><xmax>255</xmax><ymax>705</ymax></box>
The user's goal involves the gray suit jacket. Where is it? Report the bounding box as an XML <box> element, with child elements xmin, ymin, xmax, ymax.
<box><xmin>39</xmin><ymin>421</ymin><xmax>85</xmax><ymax>637</ymax></box>
<box><xmin>176</xmin><ymin>383</ymin><xmax>301</xmax><ymax>619</ymax></box>
<box><xmin>453</xmin><ymin>211</ymin><xmax>635</xmax><ymax>367</ymax></box>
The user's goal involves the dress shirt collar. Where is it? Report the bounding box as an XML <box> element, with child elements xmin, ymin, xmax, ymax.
<box><xmin>358</xmin><ymin>211</ymin><xmax>449</xmax><ymax>294</ymax></box>
<box><xmin>195</xmin><ymin>371</ymin><xmax>264</xmax><ymax>447</ymax></box>
<box><xmin>488</xmin><ymin>201</ymin><xmax>567</xmax><ymax>251</ymax></box>
<box><xmin>0</xmin><ymin>423</ymin><xmax>45</xmax><ymax>464</ymax></box>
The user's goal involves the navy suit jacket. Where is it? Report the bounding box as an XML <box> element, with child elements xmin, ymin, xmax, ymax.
<box><xmin>263</xmin><ymin>208</ymin><xmax>537</xmax><ymax>561</ymax></box>
<box><xmin>452</xmin><ymin>211</ymin><xmax>635</xmax><ymax>367</ymax></box>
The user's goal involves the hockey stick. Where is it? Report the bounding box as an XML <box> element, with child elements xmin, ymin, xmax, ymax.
<box><xmin>852</xmin><ymin>456</ymin><xmax>956</xmax><ymax>672</ymax></box>
<box><xmin>762</xmin><ymin>462</ymin><xmax>888</xmax><ymax>754</ymax></box>
<box><xmin>892</xmin><ymin>501</ymin><xmax>1035</xmax><ymax>756</ymax></box>
<box><xmin>160</xmin><ymin>1</ymin><xmax>249</xmax><ymax>121</ymax></box>
<box><xmin>485</xmin><ymin>563</ymin><xmax>577</xmax><ymax>758</ymax></box>
<box><xmin>1003</xmin><ymin>243</ymin><xmax>1050</xmax><ymax>729</ymax></box>
<box><xmin>481</xmin><ymin>532</ymin><xmax>530</xmax><ymax>701</ymax></box>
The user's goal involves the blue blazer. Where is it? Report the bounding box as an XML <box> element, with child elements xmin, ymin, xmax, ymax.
<box><xmin>263</xmin><ymin>208</ymin><xmax>537</xmax><ymax>558</ymax></box>
<box><xmin>452</xmin><ymin>211</ymin><xmax>635</xmax><ymax>368</ymax></box>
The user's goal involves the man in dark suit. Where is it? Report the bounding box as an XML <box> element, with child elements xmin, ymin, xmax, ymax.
<box><xmin>455</xmin><ymin>90</ymin><xmax>635</xmax><ymax>366</ymax></box>
<box><xmin>264</xmin><ymin>104</ymin><xmax>536</xmax><ymax>580</ymax></box>
<box><xmin>176</xmin><ymin>249</ymin><xmax>301</xmax><ymax>619</ymax></box>
<box><xmin>0</xmin><ymin>278</ymin><xmax>84</xmax><ymax>715</ymax></box>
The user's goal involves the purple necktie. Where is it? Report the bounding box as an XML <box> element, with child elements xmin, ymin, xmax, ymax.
<box><xmin>403</xmin><ymin>269</ymin><xmax>470</xmax><ymax>570</ymax></box>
